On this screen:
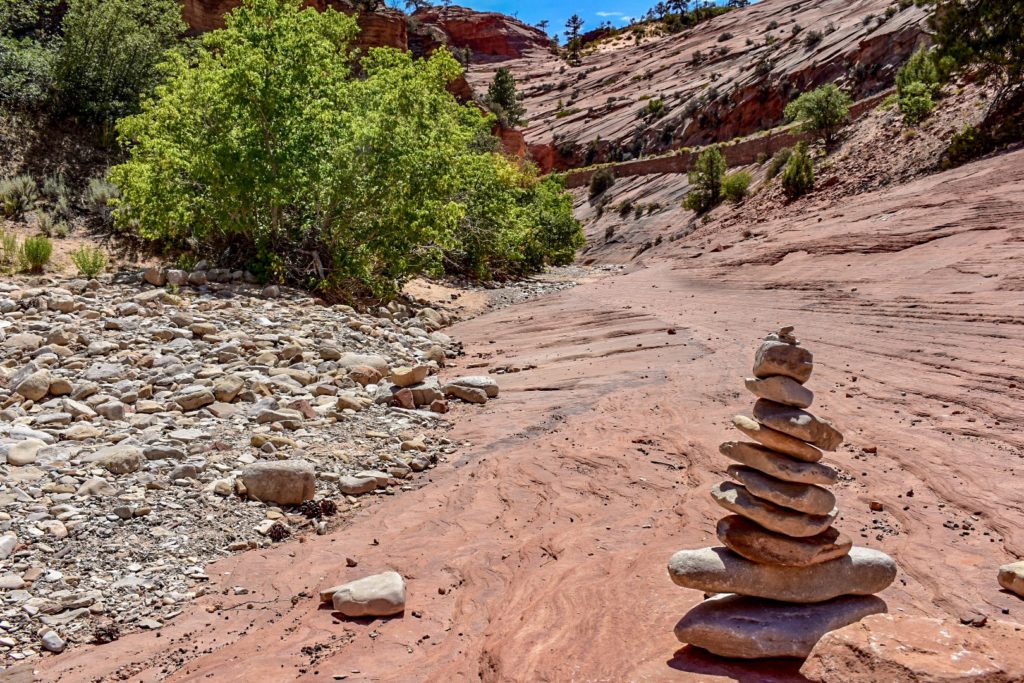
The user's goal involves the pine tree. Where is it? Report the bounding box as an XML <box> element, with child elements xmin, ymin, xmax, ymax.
<box><xmin>565</xmin><ymin>14</ymin><xmax>584</xmax><ymax>66</ymax></box>
<box><xmin>484</xmin><ymin>67</ymin><xmax>525</xmax><ymax>127</ymax></box>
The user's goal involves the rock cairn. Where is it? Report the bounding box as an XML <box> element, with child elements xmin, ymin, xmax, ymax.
<box><xmin>667</xmin><ymin>327</ymin><xmax>897</xmax><ymax>659</ymax></box>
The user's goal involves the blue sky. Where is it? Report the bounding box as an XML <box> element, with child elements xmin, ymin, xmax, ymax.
<box><xmin>456</xmin><ymin>1</ymin><xmax>655</xmax><ymax>37</ymax></box>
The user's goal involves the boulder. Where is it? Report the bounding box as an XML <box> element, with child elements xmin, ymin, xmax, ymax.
<box><xmin>143</xmin><ymin>267</ymin><xmax>167</xmax><ymax>287</ymax></box>
<box><xmin>675</xmin><ymin>593</ymin><xmax>887</xmax><ymax>659</ymax></box>
<box><xmin>95</xmin><ymin>445</ymin><xmax>143</xmax><ymax>474</ymax></box>
<box><xmin>717</xmin><ymin>515</ymin><xmax>852</xmax><ymax>567</ymax></box>
<box><xmin>13</xmin><ymin>369</ymin><xmax>50</xmax><ymax>401</ymax></box>
<box><xmin>732</xmin><ymin>415</ymin><xmax>822</xmax><ymax>462</ymax></box>
<box><xmin>338</xmin><ymin>475</ymin><xmax>379</xmax><ymax>495</ymax></box>
<box><xmin>6</xmin><ymin>438</ymin><xmax>47</xmax><ymax>466</ymax></box>
<box><xmin>175</xmin><ymin>387</ymin><xmax>215</xmax><ymax>412</ymax></box>
<box><xmin>753</xmin><ymin>399</ymin><xmax>843</xmax><ymax>451</ymax></box>
<box><xmin>998</xmin><ymin>561</ymin><xmax>1024</xmax><ymax>597</ymax></box>
<box><xmin>719</xmin><ymin>441</ymin><xmax>838</xmax><ymax>486</ymax></box>
<box><xmin>446</xmin><ymin>376</ymin><xmax>499</xmax><ymax>398</ymax></box>
<box><xmin>390</xmin><ymin>365</ymin><xmax>429</xmax><ymax>388</ymax></box>
<box><xmin>445</xmin><ymin>383</ymin><xmax>488</xmax><ymax>404</ymax></box>
<box><xmin>667</xmin><ymin>546</ymin><xmax>897</xmax><ymax>603</ymax></box>
<box><xmin>329</xmin><ymin>571</ymin><xmax>406</xmax><ymax>617</ymax></box>
<box><xmin>712</xmin><ymin>481</ymin><xmax>836</xmax><ymax>538</ymax></box>
<box><xmin>213</xmin><ymin>375</ymin><xmax>244</xmax><ymax>402</ymax></box>
<box><xmin>801</xmin><ymin>614</ymin><xmax>1024</xmax><ymax>682</ymax></box>
<box><xmin>241</xmin><ymin>460</ymin><xmax>315</xmax><ymax>505</ymax></box>
<box><xmin>745</xmin><ymin>375</ymin><xmax>813</xmax><ymax>408</ymax></box>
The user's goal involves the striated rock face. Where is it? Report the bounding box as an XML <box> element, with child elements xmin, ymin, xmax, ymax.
<box><xmin>413</xmin><ymin>5</ymin><xmax>550</xmax><ymax>61</ymax></box>
<box><xmin>465</xmin><ymin>0</ymin><xmax>929</xmax><ymax>170</ymax></box>
<box><xmin>181</xmin><ymin>1</ymin><xmax>407</xmax><ymax>51</ymax></box>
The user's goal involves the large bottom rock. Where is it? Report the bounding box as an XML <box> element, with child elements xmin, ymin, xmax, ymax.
<box><xmin>675</xmin><ymin>593</ymin><xmax>886</xmax><ymax>659</ymax></box>
<box><xmin>667</xmin><ymin>546</ymin><xmax>896</xmax><ymax>603</ymax></box>
<box><xmin>329</xmin><ymin>571</ymin><xmax>406</xmax><ymax>617</ymax></box>
<box><xmin>801</xmin><ymin>614</ymin><xmax>1024</xmax><ymax>682</ymax></box>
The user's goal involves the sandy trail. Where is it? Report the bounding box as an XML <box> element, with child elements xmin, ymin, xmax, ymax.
<box><xmin>28</xmin><ymin>150</ymin><xmax>1024</xmax><ymax>682</ymax></box>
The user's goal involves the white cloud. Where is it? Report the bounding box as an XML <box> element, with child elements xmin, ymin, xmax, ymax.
<box><xmin>596</xmin><ymin>11</ymin><xmax>624</xmax><ymax>17</ymax></box>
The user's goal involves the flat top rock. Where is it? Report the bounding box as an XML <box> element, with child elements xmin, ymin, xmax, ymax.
<box><xmin>745</xmin><ymin>375</ymin><xmax>814</xmax><ymax>409</ymax></box>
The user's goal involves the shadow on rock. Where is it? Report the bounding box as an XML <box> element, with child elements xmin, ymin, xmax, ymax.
<box><xmin>667</xmin><ymin>645</ymin><xmax>811</xmax><ymax>682</ymax></box>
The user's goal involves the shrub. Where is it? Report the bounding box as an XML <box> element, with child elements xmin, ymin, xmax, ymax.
<box><xmin>618</xmin><ymin>200</ymin><xmax>634</xmax><ymax>217</ymax></box>
<box><xmin>589</xmin><ymin>168</ymin><xmax>616</xmax><ymax>198</ymax></box>
<box><xmin>781</xmin><ymin>143</ymin><xmax>814</xmax><ymax>198</ymax></box>
<box><xmin>0</xmin><ymin>37</ymin><xmax>56</xmax><ymax>113</ymax></box>
<box><xmin>722</xmin><ymin>171</ymin><xmax>752</xmax><ymax>203</ymax></box>
<box><xmin>0</xmin><ymin>175</ymin><xmax>39</xmax><ymax>218</ymax></box>
<box><xmin>784</xmin><ymin>83</ymin><xmax>851</xmax><ymax>146</ymax></box>
<box><xmin>0</xmin><ymin>232</ymin><xmax>18</xmax><ymax>268</ymax></box>
<box><xmin>766</xmin><ymin>147</ymin><xmax>792</xmax><ymax>178</ymax></box>
<box><xmin>18</xmin><ymin>234</ymin><xmax>52</xmax><ymax>272</ymax></box>
<box><xmin>70</xmin><ymin>245</ymin><xmax>108</xmax><ymax>277</ymax></box>
<box><xmin>943</xmin><ymin>124</ymin><xmax>995</xmax><ymax>168</ymax></box>
<box><xmin>640</xmin><ymin>98</ymin><xmax>667</xmax><ymax>120</ymax></box>
<box><xmin>683</xmin><ymin>144</ymin><xmax>726</xmax><ymax>214</ymax></box>
<box><xmin>898</xmin><ymin>81</ymin><xmax>934</xmax><ymax>123</ymax></box>
<box><xmin>112</xmin><ymin>0</ymin><xmax>581</xmax><ymax>301</ymax></box>
<box><xmin>53</xmin><ymin>0</ymin><xmax>184</xmax><ymax>124</ymax></box>
<box><xmin>803</xmin><ymin>30</ymin><xmax>823</xmax><ymax>48</ymax></box>
<box><xmin>896</xmin><ymin>47</ymin><xmax>940</xmax><ymax>97</ymax></box>
<box><xmin>83</xmin><ymin>177</ymin><xmax>120</xmax><ymax>228</ymax></box>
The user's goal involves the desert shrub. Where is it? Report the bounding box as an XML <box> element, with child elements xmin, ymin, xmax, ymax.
<box><xmin>589</xmin><ymin>168</ymin><xmax>616</xmax><ymax>198</ymax></box>
<box><xmin>942</xmin><ymin>124</ymin><xmax>995</xmax><ymax>168</ymax></box>
<box><xmin>112</xmin><ymin>0</ymin><xmax>581</xmax><ymax>301</ymax></box>
<box><xmin>766</xmin><ymin>147</ymin><xmax>792</xmax><ymax>179</ymax></box>
<box><xmin>722</xmin><ymin>171</ymin><xmax>752</xmax><ymax>203</ymax></box>
<box><xmin>0</xmin><ymin>175</ymin><xmax>39</xmax><ymax>218</ymax></box>
<box><xmin>898</xmin><ymin>81</ymin><xmax>934</xmax><ymax>123</ymax></box>
<box><xmin>53</xmin><ymin>0</ymin><xmax>184</xmax><ymax>124</ymax></box>
<box><xmin>18</xmin><ymin>234</ymin><xmax>52</xmax><ymax>272</ymax></box>
<box><xmin>784</xmin><ymin>83</ymin><xmax>851</xmax><ymax>146</ymax></box>
<box><xmin>618</xmin><ymin>200</ymin><xmax>634</xmax><ymax>217</ymax></box>
<box><xmin>897</xmin><ymin>47</ymin><xmax>941</xmax><ymax>97</ymax></box>
<box><xmin>683</xmin><ymin>144</ymin><xmax>726</xmax><ymax>214</ymax></box>
<box><xmin>82</xmin><ymin>177</ymin><xmax>120</xmax><ymax>228</ymax></box>
<box><xmin>803</xmin><ymin>30</ymin><xmax>823</xmax><ymax>48</ymax></box>
<box><xmin>781</xmin><ymin>143</ymin><xmax>814</xmax><ymax>198</ymax></box>
<box><xmin>0</xmin><ymin>231</ymin><xmax>18</xmax><ymax>268</ymax></box>
<box><xmin>70</xmin><ymin>245</ymin><xmax>108</xmax><ymax>277</ymax></box>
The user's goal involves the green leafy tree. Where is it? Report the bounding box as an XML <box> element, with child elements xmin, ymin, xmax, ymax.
<box><xmin>112</xmin><ymin>0</ymin><xmax>580</xmax><ymax>301</ymax></box>
<box><xmin>565</xmin><ymin>14</ymin><xmax>584</xmax><ymax>66</ymax></box>
<box><xmin>784</xmin><ymin>83</ymin><xmax>851</xmax><ymax>147</ymax></box>
<box><xmin>53</xmin><ymin>0</ymin><xmax>184</xmax><ymax>124</ymax></box>
<box><xmin>898</xmin><ymin>81</ymin><xmax>934</xmax><ymax>124</ymax></box>
<box><xmin>781</xmin><ymin>142</ymin><xmax>814</xmax><ymax>199</ymax></box>
<box><xmin>484</xmin><ymin>67</ymin><xmax>526</xmax><ymax>127</ymax></box>
<box><xmin>683</xmin><ymin>144</ymin><xmax>726</xmax><ymax>213</ymax></box>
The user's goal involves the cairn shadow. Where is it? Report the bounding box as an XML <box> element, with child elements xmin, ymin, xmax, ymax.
<box><xmin>667</xmin><ymin>645</ymin><xmax>811</xmax><ymax>683</ymax></box>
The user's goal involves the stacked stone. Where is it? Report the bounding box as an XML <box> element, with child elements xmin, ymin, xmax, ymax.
<box><xmin>666</xmin><ymin>327</ymin><xmax>897</xmax><ymax>659</ymax></box>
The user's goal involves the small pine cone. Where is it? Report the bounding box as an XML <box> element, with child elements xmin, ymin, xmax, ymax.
<box><xmin>299</xmin><ymin>500</ymin><xmax>322</xmax><ymax>519</ymax></box>
<box><xmin>268</xmin><ymin>522</ymin><xmax>290</xmax><ymax>542</ymax></box>
<box><xmin>319</xmin><ymin>499</ymin><xmax>338</xmax><ymax>516</ymax></box>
